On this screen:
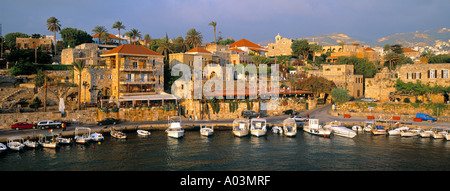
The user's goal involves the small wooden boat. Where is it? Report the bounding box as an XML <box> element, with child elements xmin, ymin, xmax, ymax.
<box><xmin>39</xmin><ymin>133</ymin><xmax>58</xmax><ymax>149</ymax></box>
<box><xmin>111</xmin><ymin>127</ymin><xmax>127</xmax><ymax>139</ymax></box>
<box><xmin>250</xmin><ymin>118</ymin><xmax>267</xmax><ymax>137</ymax></box>
<box><xmin>200</xmin><ymin>125</ymin><xmax>214</xmax><ymax>136</ymax></box>
<box><xmin>7</xmin><ymin>137</ymin><xmax>25</xmax><ymax>151</ymax></box>
<box><xmin>303</xmin><ymin>119</ymin><xmax>331</xmax><ymax>138</ymax></box>
<box><xmin>283</xmin><ymin>118</ymin><xmax>297</xmax><ymax>137</ymax></box>
<box><xmin>24</xmin><ymin>139</ymin><xmax>39</xmax><ymax>148</ymax></box>
<box><xmin>137</xmin><ymin>130</ymin><xmax>151</xmax><ymax>136</ymax></box>
<box><xmin>232</xmin><ymin>119</ymin><xmax>249</xmax><ymax>137</ymax></box>
<box><xmin>372</xmin><ymin>126</ymin><xmax>387</xmax><ymax>136</ymax></box>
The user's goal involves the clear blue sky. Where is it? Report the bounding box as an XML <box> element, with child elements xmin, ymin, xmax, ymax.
<box><xmin>1</xmin><ymin>0</ymin><xmax>449</xmax><ymax>44</ymax></box>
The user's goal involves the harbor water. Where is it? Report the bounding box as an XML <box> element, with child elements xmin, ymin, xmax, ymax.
<box><xmin>0</xmin><ymin>129</ymin><xmax>449</xmax><ymax>171</ymax></box>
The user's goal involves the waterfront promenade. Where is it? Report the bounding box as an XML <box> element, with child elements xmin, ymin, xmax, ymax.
<box><xmin>0</xmin><ymin>104</ymin><xmax>449</xmax><ymax>142</ymax></box>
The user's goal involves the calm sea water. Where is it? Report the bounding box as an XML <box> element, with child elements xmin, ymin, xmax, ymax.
<box><xmin>1</xmin><ymin>129</ymin><xmax>449</xmax><ymax>171</ymax></box>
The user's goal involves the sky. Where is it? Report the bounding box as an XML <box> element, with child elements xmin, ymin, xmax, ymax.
<box><xmin>1</xmin><ymin>0</ymin><xmax>449</xmax><ymax>44</ymax></box>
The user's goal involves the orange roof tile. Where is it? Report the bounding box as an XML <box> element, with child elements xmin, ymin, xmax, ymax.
<box><xmin>229</xmin><ymin>39</ymin><xmax>265</xmax><ymax>50</ymax></box>
<box><xmin>364</xmin><ymin>47</ymin><xmax>375</xmax><ymax>51</ymax></box>
<box><xmin>402</xmin><ymin>47</ymin><xmax>419</xmax><ymax>52</ymax></box>
<box><xmin>185</xmin><ymin>47</ymin><xmax>212</xmax><ymax>54</ymax></box>
<box><xmin>92</xmin><ymin>33</ymin><xmax>122</xmax><ymax>40</ymax></box>
<box><xmin>228</xmin><ymin>48</ymin><xmax>244</xmax><ymax>52</ymax></box>
<box><xmin>101</xmin><ymin>44</ymin><xmax>163</xmax><ymax>57</ymax></box>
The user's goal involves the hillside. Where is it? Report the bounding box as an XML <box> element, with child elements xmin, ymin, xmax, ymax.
<box><xmin>300</xmin><ymin>33</ymin><xmax>366</xmax><ymax>46</ymax></box>
<box><xmin>372</xmin><ymin>28</ymin><xmax>450</xmax><ymax>48</ymax></box>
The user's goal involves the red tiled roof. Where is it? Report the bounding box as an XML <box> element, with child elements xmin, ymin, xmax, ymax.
<box><xmin>229</xmin><ymin>39</ymin><xmax>265</xmax><ymax>50</ymax></box>
<box><xmin>101</xmin><ymin>44</ymin><xmax>163</xmax><ymax>57</ymax></box>
<box><xmin>92</xmin><ymin>33</ymin><xmax>122</xmax><ymax>40</ymax></box>
<box><xmin>185</xmin><ymin>47</ymin><xmax>212</xmax><ymax>54</ymax></box>
<box><xmin>365</xmin><ymin>47</ymin><xmax>375</xmax><ymax>51</ymax></box>
<box><xmin>402</xmin><ymin>47</ymin><xmax>419</xmax><ymax>52</ymax></box>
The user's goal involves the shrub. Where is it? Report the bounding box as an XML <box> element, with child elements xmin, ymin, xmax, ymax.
<box><xmin>403</xmin><ymin>98</ymin><xmax>410</xmax><ymax>103</ymax></box>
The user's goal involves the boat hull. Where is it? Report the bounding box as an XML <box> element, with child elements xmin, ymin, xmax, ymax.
<box><xmin>304</xmin><ymin>127</ymin><xmax>331</xmax><ymax>138</ymax></box>
<box><xmin>284</xmin><ymin>132</ymin><xmax>297</xmax><ymax>137</ymax></box>
<box><xmin>233</xmin><ymin>131</ymin><xmax>248</xmax><ymax>137</ymax></box>
<box><xmin>250</xmin><ymin>130</ymin><xmax>266</xmax><ymax>137</ymax></box>
<box><xmin>41</xmin><ymin>143</ymin><xmax>57</xmax><ymax>149</ymax></box>
<box><xmin>200</xmin><ymin>130</ymin><xmax>213</xmax><ymax>136</ymax></box>
<box><xmin>420</xmin><ymin>131</ymin><xmax>433</xmax><ymax>138</ymax></box>
<box><xmin>433</xmin><ymin>133</ymin><xmax>445</xmax><ymax>139</ymax></box>
<box><xmin>372</xmin><ymin>130</ymin><xmax>387</xmax><ymax>135</ymax></box>
<box><xmin>167</xmin><ymin>131</ymin><xmax>184</xmax><ymax>138</ymax></box>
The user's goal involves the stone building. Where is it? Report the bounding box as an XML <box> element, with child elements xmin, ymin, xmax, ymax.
<box><xmin>325</xmin><ymin>43</ymin><xmax>381</xmax><ymax>64</ymax></box>
<box><xmin>397</xmin><ymin>63</ymin><xmax>449</xmax><ymax>86</ymax></box>
<box><xmin>266</xmin><ymin>34</ymin><xmax>293</xmax><ymax>57</ymax></box>
<box><xmin>364</xmin><ymin>68</ymin><xmax>397</xmax><ymax>102</ymax></box>
<box><xmin>73</xmin><ymin>68</ymin><xmax>111</xmax><ymax>104</ymax></box>
<box><xmin>15</xmin><ymin>37</ymin><xmax>52</xmax><ymax>52</ymax></box>
<box><xmin>61</xmin><ymin>43</ymin><xmax>117</xmax><ymax>65</ymax></box>
<box><xmin>99</xmin><ymin>44</ymin><xmax>165</xmax><ymax>104</ymax></box>
<box><xmin>308</xmin><ymin>64</ymin><xmax>364</xmax><ymax>98</ymax></box>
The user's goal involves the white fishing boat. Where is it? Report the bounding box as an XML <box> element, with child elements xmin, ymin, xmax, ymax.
<box><xmin>7</xmin><ymin>137</ymin><xmax>25</xmax><ymax>151</ymax></box>
<box><xmin>303</xmin><ymin>119</ymin><xmax>331</xmax><ymax>138</ymax></box>
<box><xmin>364</xmin><ymin>121</ymin><xmax>375</xmax><ymax>132</ymax></box>
<box><xmin>445</xmin><ymin>131</ymin><xmax>450</xmax><ymax>141</ymax></box>
<box><xmin>200</xmin><ymin>125</ymin><xmax>214</xmax><ymax>136</ymax></box>
<box><xmin>283</xmin><ymin>118</ymin><xmax>297</xmax><ymax>137</ymax></box>
<box><xmin>56</xmin><ymin>137</ymin><xmax>72</xmax><ymax>144</ymax></box>
<box><xmin>388</xmin><ymin>126</ymin><xmax>409</xmax><ymax>136</ymax></box>
<box><xmin>90</xmin><ymin>132</ymin><xmax>105</xmax><ymax>141</ymax></box>
<box><xmin>111</xmin><ymin>127</ymin><xmax>127</xmax><ymax>139</ymax></box>
<box><xmin>372</xmin><ymin>126</ymin><xmax>387</xmax><ymax>135</ymax></box>
<box><xmin>325</xmin><ymin>121</ymin><xmax>356</xmax><ymax>138</ymax></box>
<box><xmin>400</xmin><ymin>128</ymin><xmax>420</xmax><ymax>137</ymax></box>
<box><xmin>352</xmin><ymin>125</ymin><xmax>363</xmax><ymax>132</ymax></box>
<box><xmin>75</xmin><ymin>127</ymin><xmax>92</xmax><ymax>144</ymax></box>
<box><xmin>39</xmin><ymin>133</ymin><xmax>58</xmax><ymax>149</ymax></box>
<box><xmin>137</xmin><ymin>130</ymin><xmax>151</xmax><ymax>136</ymax></box>
<box><xmin>166</xmin><ymin>116</ymin><xmax>184</xmax><ymax>138</ymax></box>
<box><xmin>272</xmin><ymin>126</ymin><xmax>283</xmax><ymax>134</ymax></box>
<box><xmin>250</xmin><ymin>118</ymin><xmax>267</xmax><ymax>137</ymax></box>
<box><xmin>432</xmin><ymin>128</ymin><xmax>447</xmax><ymax>139</ymax></box>
<box><xmin>24</xmin><ymin>139</ymin><xmax>39</xmax><ymax>148</ymax></box>
<box><xmin>419</xmin><ymin>129</ymin><xmax>434</xmax><ymax>138</ymax></box>
<box><xmin>232</xmin><ymin>118</ymin><xmax>249</xmax><ymax>137</ymax></box>
<box><xmin>0</xmin><ymin>143</ymin><xmax>7</xmax><ymax>153</ymax></box>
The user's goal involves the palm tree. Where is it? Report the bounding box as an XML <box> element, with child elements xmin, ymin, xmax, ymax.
<box><xmin>124</xmin><ymin>31</ymin><xmax>132</xmax><ymax>44</ymax></box>
<box><xmin>46</xmin><ymin>17</ymin><xmax>61</xmax><ymax>55</ymax></box>
<box><xmin>73</xmin><ymin>61</ymin><xmax>86</xmax><ymax>110</ymax></box>
<box><xmin>112</xmin><ymin>21</ymin><xmax>126</xmax><ymax>44</ymax></box>
<box><xmin>92</xmin><ymin>26</ymin><xmax>108</xmax><ymax>44</ymax></box>
<box><xmin>157</xmin><ymin>41</ymin><xmax>174</xmax><ymax>61</ymax></box>
<box><xmin>185</xmin><ymin>28</ymin><xmax>203</xmax><ymax>48</ymax></box>
<box><xmin>129</xmin><ymin>28</ymin><xmax>142</xmax><ymax>45</ymax></box>
<box><xmin>208</xmin><ymin>21</ymin><xmax>217</xmax><ymax>44</ymax></box>
<box><xmin>143</xmin><ymin>34</ymin><xmax>151</xmax><ymax>46</ymax></box>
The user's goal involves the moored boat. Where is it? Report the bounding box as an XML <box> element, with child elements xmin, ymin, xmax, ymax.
<box><xmin>39</xmin><ymin>133</ymin><xmax>58</xmax><ymax>149</ymax></box>
<box><xmin>7</xmin><ymin>137</ymin><xmax>25</xmax><ymax>151</ymax></box>
<box><xmin>389</xmin><ymin>127</ymin><xmax>409</xmax><ymax>136</ymax></box>
<box><xmin>432</xmin><ymin>128</ymin><xmax>447</xmax><ymax>139</ymax></box>
<box><xmin>56</xmin><ymin>137</ymin><xmax>73</xmax><ymax>144</ymax></box>
<box><xmin>90</xmin><ymin>132</ymin><xmax>105</xmax><ymax>141</ymax></box>
<box><xmin>232</xmin><ymin>118</ymin><xmax>249</xmax><ymax>137</ymax></box>
<box><xmin>303</xmin><ymin>119</ymin><xmax>331</xmax><ymax>138</ymax></box>
<box><xmin>352</xmin><ymin>125</ymin><xmax>363</xmax><ymax>132</ymax></box>
<box><xmin>0</xmin><ymin>143</ymin><xmax>7</xmax><ymax>153</ymax></box>
<box><xmin>364</xmin><ymin>121</ymin><xmax>375</xmax><ymax>132</ymax></box>
<box><xmin>24</xmin><ymin>139</ymin><xmax>39</xmax><ymax>148</ymax></box>
<box><xmin>111</xmin><ymin>128</ymin><xmax>127</xmax><ymax>139</ymax></box>
<box><xmin>200</xmin><ymin>125</ymin><xmax>214</xmax><ymax>136</ymax></box>
<box><xmin>137</xmin><ymin>130</ymin><xmax>151</xmax><ymax>136</ymax></box>
<box><xmin>283</xmin><ymin>118</ymin><xmax>297</xmax><ymax>137</ymax></box>
<box><xmin>75</xmin><ymin>127</ymin><xmax>92</xmax><ymax>144</ymax></box>
<box><xmin>166</xmin><ymin>116</ymin><xmax>184</xmax><ymax>138</ymax></box>
<box><xmin>326</xmin><ymin>121</ymin><xmax>356</xmax><ymax>139</ymax></box>
<box><xmin>371</xmin><ymin>126</ymin><xmax>387</xmax><ymax>135</ymax></box>
<box><xmin>419</xmin><ymin>129</ymin><xmax>433</xmax><ymax>138</ymax></box>
<box><xmin>250</xmin><ymin>118</ymin><xmax>267</xmax><ymax>137</ymax></box>
<box><xmin>400</xmin><ymin>128</ymin><xmax>420</xmax><ymax>137</ymax></box>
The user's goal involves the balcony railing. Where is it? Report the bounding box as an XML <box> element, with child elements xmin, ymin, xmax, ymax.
<box><xmin>119</xmin><ymin>77</ymin><xmax>158</xmax><ymax>85</ymax></box>
<box><xmin>120</xmin><ymin>66</ymin><xmax>160</xmax><ymax>72</ymax></box>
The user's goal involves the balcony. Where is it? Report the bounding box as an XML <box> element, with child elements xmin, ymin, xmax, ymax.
<box><xmin>120</xmin><ymin>66</ymin><xmax>160</xmax><ymax>72</ymax></box>
<box><xmin>119</xmin><ymin>77</ymin><xmax>158</xmax><ymax>85</ymax></box>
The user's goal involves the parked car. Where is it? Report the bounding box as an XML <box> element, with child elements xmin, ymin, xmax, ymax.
<box><xmin>11</xmin><ymin>122</ymin><xmax>36</xmax><ymax>130</ymax></box>
<box><xmin>292</xmin><ymin>116</ymin><xmax>309</xmax><ymax>122</ymax></box>
<box><xmin>416</xmin><ymin>113</ymin><xmax>437</xmax><ymax>122</ymax></box>
<box><xmin>283</xmin><ymin>109</ymin><xmax>299</xmax><ymax>115</ymax></box>
<box><xmin>241</xmin><ymin>110</ymin><xmax>260</xmax><ymax>119</ymax></box>
<box><xmin>361</xmin><ymin>97</ymin><xmax>377</xmax><ymax>102</ymax></box>
<box><xmin>97</xmin><ymin>118</ymin><xmax>120</xmax><ymax>125</ymax></box>
<box><xmin>37</xmin><ymin>120</ymin><xmax>62</xmax><ymax>130</ymax></box>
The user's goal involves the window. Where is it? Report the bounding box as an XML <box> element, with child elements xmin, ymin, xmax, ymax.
<box><xmin>407</xmin><ymin>73</ymin><xmax>412</xmax><ymax>79</ymax></box>
<box><xmin>126</xmin><ymin>74</ymin><xmax>132</xmax><ymax>81</ymax></box>
<box><xmin>132</xmin><ymin>62</ymin><xmax>138</xmax><ymax>69</ymax></box>
<box><xmin>442</xmin><ymin>70</ymin><xmax>448</xmax><ymax>79</ymax></box>
<box><xmin>100</xmin><ymin>75</ymin><xmax>104</xmax><ymax>79</ymax></box>
<box><xmin>109</xmin><ymin>75</ymin><xmax>112</xmax><ymax>79</ymax></box>
<box><xmin>428</xmin><ymin>70</ymin><xmax>437</xmax><ymax>79</ymax></box>
<box><xmin>416</xmin><ymin>72</ymin><xmax>421</xmax><ymax>79</ymax></box>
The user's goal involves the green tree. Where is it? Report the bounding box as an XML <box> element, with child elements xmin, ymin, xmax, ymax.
<box><xmin>46</xmin><ymin>17</ymin><xmax>61</xmax><ymax>55</ymax></box>
<box><xmin>112</xmin><ymin>21</ymin><xmax>126</xmax><ymax>44</ymax></box>
<box><xmin>7</xmin><ymin>49</ymin><xmax>51</xmax><ymax>64</ymax></box>
<box><xmin>185</xmin><ymin>28</ymin><xmax>203</xmax><ymax>48</ymax></box>
<box><xmin>73</xmin><ymin>61</ymin><xmax>86</xmax><ymax>110</ymax></box>
<box><xmin>295</xmin><ymin>76</ymin><xmax>337</xmax><ymax>97</ymax></box>
<box><xmin>173</xmin><ymin>36</ymin><xmax>190</xmax><ymax>53</ymax></box>
<box><xmin>331</xmin><ymin>87</ymin><xmax>350</xmax><ymax>103</ymax></box>
<box><xmin>4</xmin><ymin>32</ymin><xmax>29</xmax><ymax>50</ymax></box>
<box><xmin>60</xmin><ymin>28</ymin><xmax>93</xmax><ymax>48</ymax></box>
<box><xmin>30</xmin><ymin>97</ymin><xmax>42</xmax><ymax>111</ymax></box>
<box><xmin>92</xmin><ymin>26</ymin><xmax>109</xmax><ymax>44</ymax></box>
<box><xmin>208</xmin><ymin>21</ymin><xmax>217</xmax><ymax>44</ymax></box>
<box><xmin>428</xmin><ymin>54</ymin><xmax>450</xmax><ymax>63</ymax></box>
<box><xmin>218</xmin><ymin>37</ymin><xmax>235</xmax><ymax>45</ymax></box>
<box><xmin>9</xmin><ymin>61</ymin><xmax>37</xmax><ymax>76</ymax></box>
<box><xmin>335</xmin><ymin>56</ymin><xmax>378</xmax><ymax>78</ymax></box>
<box><xmin>309</xmin><ymin>43</ymin><xmax>322</xmax><ymax>62</ymax></box>
<box><xmin>129</xmin><ymin>28</ymin><xmax>142</xmax><ymax>45</ymax></box>
<box><xmin>390</xmin><ymin>44</ymin><xmax>403</xmax><ymax>54</ymax></box>
<box><xmin>291</xmin><ymin>39</ymin><xmax>310</xmax><ymax>60</ymax></box>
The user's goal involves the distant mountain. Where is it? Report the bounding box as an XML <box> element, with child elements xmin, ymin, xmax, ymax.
<box><xmin>300</xmin><ymin>33</ymin><xmax>366</xmax><ymax>46</ymax></box>
<box><xmin>372</xmin><ymin>28</ymin><xmax>450</xmax><ymax>48</ymax></box>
